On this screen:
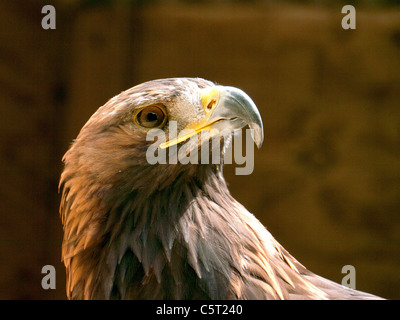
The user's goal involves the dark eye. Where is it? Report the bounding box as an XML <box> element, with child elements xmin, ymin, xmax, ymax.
<box><xmin>134</xmin><ymin>105</ymin><xmax>167</xmax><ymax>128</ymax></box>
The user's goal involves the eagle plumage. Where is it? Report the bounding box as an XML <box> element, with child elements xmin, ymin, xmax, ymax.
<box><xmin>59</xmin><ymin>78</ymin><xmax>382</xmax><ymax>300</ymax></box>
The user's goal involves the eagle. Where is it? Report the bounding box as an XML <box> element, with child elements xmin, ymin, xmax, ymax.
<box><xmin>59</xmin><ymin>77</ymin><xmax>382</xmax><ymax>300</ymax></box>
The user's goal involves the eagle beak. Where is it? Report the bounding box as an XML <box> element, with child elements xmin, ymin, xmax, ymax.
<box><xmin>202</xmin><ymin>86</ymin><xmax>264</xmax><ymax>148</ymax></box>
<box><xmin>159</xmin><ymin>85</ymin><xmax>264</xmax><ymax>149</ymax></box>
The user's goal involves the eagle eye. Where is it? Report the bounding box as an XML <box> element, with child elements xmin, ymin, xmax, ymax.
<box><xmin>134</xmin><ymin>105</ymin><xmax>167</xmax><ymax>128</ymax></box>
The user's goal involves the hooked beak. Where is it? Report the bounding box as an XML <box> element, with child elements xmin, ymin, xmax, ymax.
<box><xmin>159</xmin><ymin>85</ymin><xmax>264</xmax><ymax>149</ymax></box>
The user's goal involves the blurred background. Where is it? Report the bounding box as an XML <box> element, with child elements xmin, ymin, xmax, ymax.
<box><xmin>0</xmin><ymin>0</ymin><xmax>399</xmax><ymax>299</ymax></box>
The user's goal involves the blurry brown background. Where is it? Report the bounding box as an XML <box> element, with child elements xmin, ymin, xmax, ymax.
<box><xmin>0</xmin><ymin>0</ymin><xmax>399</xmax><ymax>299</ymax></box>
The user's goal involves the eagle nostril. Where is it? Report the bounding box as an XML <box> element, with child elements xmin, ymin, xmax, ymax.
<box><xmin>206</xmin><ymin>99</ymin><xmax>216</xmax><ymax>111</ymax></box>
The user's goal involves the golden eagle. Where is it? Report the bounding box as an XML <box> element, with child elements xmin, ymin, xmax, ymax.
<box><xmin>59</xmin><ymin>78</ymin><xmax>382</xmax><ymax>300</ymax></box>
